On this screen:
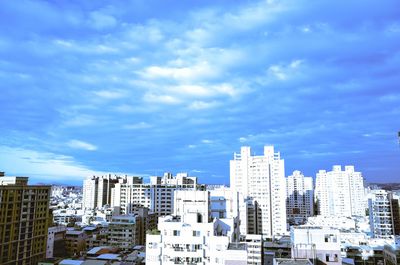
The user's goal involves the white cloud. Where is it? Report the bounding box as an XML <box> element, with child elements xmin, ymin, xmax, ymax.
<box><xmin>238</xmin><ymin>137</ymin><xmax>248</xmax><ymax>143</ymax></box>
<box><xmin>0</xmin><ymin>146</ymin><xmax>102</xmax><ymax>181</ymax></box>
<box><xmin>94</xmin><ymin>89</ymin><xmax>126</xmax><ymax>99</ymax></box>
<box><xmin>142</xmin><ymin>61</ymin><xmax>216</xmax><ymax>81</ymax></box>
<box><xmin>88</xmin><ymin>11</ymin><xmax>117</xmax><ymax>30</ymax></box>
<box><xmin>201</xmin><ymin>139</ymin><xmax>213</xmax><ymax>144</ymax></box>
<box><xmin>268</xmin><ymin>60</ymin><xmax>304</xmax><ymax>81</ymax></box>
<box><xmin>123</xmin><ymin>122</ymin><xmax>152</xmax><ymax>130</ymax></box>
<box><xmin>68</xmin><ymin>140</ymin><xmax>97</xmax><ymax>151</ymax></box>
<box><xmin>143</xmin><ymin>93</ymin><xmax>181</xmax><ymax>104</ymax></box>
<box><xmin>188</xmin><ymin>100</ymin><xmax>219</xmax><ymax>110</ymax></box>
<box><xmin>62</xmin><ymin>114</ymin><xmax>97</xmax><ymax>127</ymax></box>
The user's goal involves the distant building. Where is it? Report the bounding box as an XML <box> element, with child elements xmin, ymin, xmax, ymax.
<box><xmin>111</xmin><ymin>173</ymin><xmax>201</xmax><ymax>216</ymax></box>
<box><xmin>230</xmin><ymin>146</ymin><xmax>287</xmax><ymax>236</ymax></box>
<box><xmin>286</xmin><ymin>170</ymin><xmax>314</xmax><ymax>225</ymax></box>
<box><xmin>0</xmin><ymin>172</ymin><xmax>51</xmax><ymax>265</ymax></box>
<box><xmin>83</xmin><ymin>174</ymin><xmax>126</xmax><ymax>210</ymax></box>
<box><xmin>315</xmin><ymin>165</ymin><xmax>366</xmax><ymax>217</ymax></box>
<box><xmin>108</xmin><ymin>208</ymin><xmax>157</xmax><ymax>250</ymax></box>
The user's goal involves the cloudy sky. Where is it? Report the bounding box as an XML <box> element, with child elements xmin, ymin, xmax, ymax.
<box><xmin>1</xmin><ymin>0</ymin><xmax>399</xmax><ymax>185</ymax></box>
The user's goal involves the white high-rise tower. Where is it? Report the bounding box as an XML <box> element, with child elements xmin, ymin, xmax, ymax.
<box><xmin>230</xmin><ymin>146</ymin><xmax>287</xmax><ymax>236</ymax></box>
<box><xmin>315</xmin><ymin>165</ymin><xmax>366</xmax><ymax>217</ymax></box>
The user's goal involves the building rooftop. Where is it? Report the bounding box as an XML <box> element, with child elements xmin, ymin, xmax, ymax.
<box><xmin>59</xmin><ymin>260</ymin><xmax>84</xmax><ymax>265</ymax></box>
<box><xmin>97</xmin><ymin>254</ymin><xmax>120</xmax><ymax>260</ymax></box>
<box><xmin>274</xmin><ymin>258</ymin><xmax>313</xmax><ymax>265</ymax></box>
<box><xmin>227</xmin><ymin>242</ymin><xmax>247</xmax><ymax>251</ymax></box>
<box><xmin>81</xmin><ymin>261</ymin><xmax>107</xmax><ymax>265</ymax></box>
<box><xmin>86</xmin><ymin>246</ymin><xmax>114</xmax><ymax>255</ymax></box>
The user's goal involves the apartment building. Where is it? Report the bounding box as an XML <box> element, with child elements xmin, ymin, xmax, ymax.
<box><xmin>0</xmin><ymin>172</ymin><xmax>51</xmax><ymax>265</ymax></box>
<box><xmin>146</xmin><ymin>190</ymin><xmax>261</xmax><ymax>265</ymax></box>
<box><xmin>286</xmin><ymin>170</ymin><xmax>314</xmax><ymax>225</ymax></box>
<box><xmin>315</xmin><ymin>165</ymin><xmax>366</xmax><ymax>217</ymax></box>
<box><xmin>83</xmin><ymin>174</ymin><xmax>128</xmax><ymax>210</ymax></box>
<box><xmin>369</xmin><ymin>190</ymin><xmax>400</xmax><ymax>238</ymax></box>
<box><xmin>230</xmin><ymin>146</ymin><xmax>287</xmax><ymax>236</ymax></box>
<box><xmin>111</xmin><ymin>173</ymin><xmax>201</xmax><ymax>216</ymax></box>
<box><xmin>108</xmin><ymin>208</ymin><xmax>157</xmax><ymax>250</ymax></box>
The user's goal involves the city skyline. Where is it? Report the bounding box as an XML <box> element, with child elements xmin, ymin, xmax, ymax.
<box><xmin>1</xmin><ymin>0</ymin><xmax>400</xmax><ymax>184</ymax></box>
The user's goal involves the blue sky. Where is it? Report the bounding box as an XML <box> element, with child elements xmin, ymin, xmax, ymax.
<box><xmin>0</xmin><ymin>0</ymin><xmax>399</xmax><ymax>185</ymax></box>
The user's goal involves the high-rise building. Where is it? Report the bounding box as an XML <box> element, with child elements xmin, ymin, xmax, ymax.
<box><xmin>83</xmin><ymin>174</ymin><xmax>126</xmax><ymax>210</ymax></box>
<box><xmin>0</xmin><ymin>172</ymin><xmax>51</xmax><ymax>265</ymax></box>
<box><xmin>315</xmin><ymin>165</ymin><xmax>366</xmax><ymax>217</ymax></box>
<box><xmin>368</xmin><ymin>190</ymin><xmax>400</xmax><ymax>238</ymax></box>
<box><xmin>286</xmin><ymin>170</ymin><xmax>314</xmax><ymax>225</ymax></box>
<box><xmin>230</xmin><ymin>146</ymin><xmax>287</xmax><ymax>236</ymax></box>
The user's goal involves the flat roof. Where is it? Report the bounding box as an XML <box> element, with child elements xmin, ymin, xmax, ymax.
<box><xmin>274</xmin><ymin>258</ymin><xmax>313</xmax><ymax>265</ymax></box>
<box><xmin>228</xmin><ymin>243</ymin><xmax>247</xmax><ymax>250</ymax></box>
<box><xmin>59</xmin><ymin>260</ymin><xmax>84</xmax><ymax>265</ymax></box>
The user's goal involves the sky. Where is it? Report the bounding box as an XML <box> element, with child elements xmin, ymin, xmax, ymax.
<box><xmin>0</xmin><ymin>0</ymin><xmax>400</xmax><ymax>185</ymax></box>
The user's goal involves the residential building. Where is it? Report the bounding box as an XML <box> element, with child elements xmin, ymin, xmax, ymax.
<box><xmin>108</xmin><ymin>208</ymin><xmax>157</xmax><ymax>250</ymax></box>
<box><xmin>65</xmin><ymin>230</ymin><xmax>88</xmax><ymax>256</ymax></box>
<box><xmin>383</xmin><ymin>236</ymin><xmax>400</xmax><ymax>265</ymax></box>
<box><xmin>108</xmin><ymin>215</ymin><xmax>139</xmax><ymax>250</ymax></box>
<box><xmin>111</xmin><ymin>173</ymin><xmax>201</xmax><ymax>216</ymax></box>
<box><xmin>46</xmin><ymin>225</ymin><xmax>67</xmax><ymax>258</ymax></box>
<box><xmin>369</xmin><ymin>189</ymin><xmax>400</xmax><ymax>238</ymax></box>
<box><xmin>291</xmin><ymin>226</ymin><xmax>341</xmax><ymax>265</ymax></box>
<box><xmin>0</xmin><ymin>172</ymin><xmax>51</xmax><ymax>265</ymax></box>
<box><xmin>286</xmin><ymin>170</ymin><xmax>314</xmax><ymax>225</ymax></box>
<box><xmin>306</xmin><ymin>216</ymin><xmax>356</xmax><ymax>232</ymax></box>
<box><xmin>146</xmin><ymin>190</ymin><xmax>262</xmax><ymax>265</ymax></box>
<box><xmin>83</xmin><ymin>174</ymin><xmax>126</xmax><ymax>210</ymax></box>
<box><xmin>230</xmin><ymin>146</ymin><xmax>287</xmax><ymax>236</ymax></box>
<box><xmin>315</xmin><ymin>165</ymin><xmax>366</xmax><ymax>217</ymax></box>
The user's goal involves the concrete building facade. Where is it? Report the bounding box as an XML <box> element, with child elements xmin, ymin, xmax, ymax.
<box><xmin>315</xmin><ymin>165</ymin><xmax>366</xmax><ymax>217</ymax></box>
<box><xmin>230</xmin><ymin>146</ymin><xmax>287</xmax><ymax>236</ymax></box>
<box><xmin>286</xmin><ymin>171</ymin><xmax>314</xmax><ymax>225</ymax></box>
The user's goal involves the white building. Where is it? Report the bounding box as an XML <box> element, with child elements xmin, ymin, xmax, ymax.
<box><xmin>108</xmin><ymin>215</ymin><xmax>139</xmax><ymax>250</ymax></box>
<box><xmin>368</xmin><ymin>190</ymin><xmax>398</xmax><ymax>238</ymax></box>
<box><xmin>230</xmin><ymin>146</ymin><xmax>287</xmax><ymax>236</ymax></box>
<box><xmin>291</xmin><ymin>226</ymin><xmax>341</xmax><ymax>265</ymax></box>
<box><xmin>286</xmin><ymin>171</ymin><xmax>314</xmax><ymax>225</ymax></box>
<box><xmin>111</xmin><ymin>173</ymin><xmax>199</xmax><ymax>216</ymax></box>
<box><xmin>306</xmin><ymin>216</ymin><xmax>356</xmax><ymax>232</ymax></box>
<box><xmin>146</xmin><ymin>190</ymin><xmax>261</xmax><ymax>265</ymax></box>
<box><xmin>83</xmin><ymin>174</ymin><xmax>126</xmax><ymax>210</ymax></box>
<box><xmin>315</xmin><ymin>165</ymin><xmax>366</xmax><ymax>217</ymax></box>
<box><xmin>46</xmin><ymin>226</ymin><xmax>67</xmax><ymax>258</ymax></box>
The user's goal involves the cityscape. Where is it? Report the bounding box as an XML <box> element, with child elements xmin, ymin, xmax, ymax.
<box><xmin>1</xmin><ymin>144</ymin><xmax>400</xmax><ymax>264</ymax></box>
<box><xmin>1</xmin><ymin>0</ymin><xmax>400</xmax><ymax>265</ymax></box>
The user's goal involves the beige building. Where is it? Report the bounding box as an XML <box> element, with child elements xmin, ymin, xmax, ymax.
<box><xmin>0</xmin><ymin>172</ymin><xmax>51</xmax><ymax>265</ymax></box>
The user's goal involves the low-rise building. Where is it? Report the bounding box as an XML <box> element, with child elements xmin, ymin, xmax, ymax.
<box><xmin>65</xmin><ymin>230</ymin><xmax>88</xmax><ymax>256</ymax></box>
<box><xmin>291</xmin><ymin>226</ymin><xmax>341</xmax><ymax>265</ymax></box>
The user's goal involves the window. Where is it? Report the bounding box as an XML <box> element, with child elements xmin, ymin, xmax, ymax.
<box><xmin>193</xmin><ymin>230</ymin><xmax>200</xmax><ymax>237</ymax></box>
<box><xmin>173</xmin><ymin>230</ymin><xmax>180</xmax><ymax>236</ymax></box>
